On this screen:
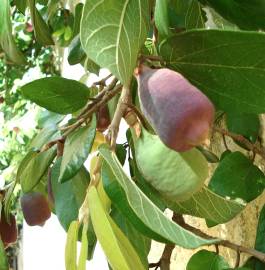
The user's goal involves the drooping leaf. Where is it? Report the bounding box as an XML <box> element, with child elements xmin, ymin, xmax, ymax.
<box><xmin>134</xmin><ymin>128</ymin><xmax>209</xmax><ymax>201</ymax></box>
<box><xmin>87</xmin><ymin>217</ymin><xmax>97</xmax><ymax>260</ymax></box>
<box><xmin>80</xmin><ymin>0</ymin><xmax>150</xmax><ymax>86</ymax></box>
<box><xmin>65</xmin><ymin>220</ymin><xmax>79</xmax><ymax>270</ymax></box>
<box><xmin>77</xmin><ymin>223</ymin><xmax>88</xmax><ymax>270</ymax></box>
<box><xmin>51</xmin><ymin>158</ymin><xmax>89</xmax><ymax>230</ymax></box>
<box><xmin>88</xmin><ymin>186</ymin><xmax>145</xmax><ymax>270</ymax></box>
<box><xmin>226</xmin><ymin>113</ymin><xmax>260</xmax><ymax>143</ymax></box>
<box><xmin>59</xmin><ymin>115</ymin><xmax>96</xmax><ymax>183</ymax></box>
<box><xmin>160</xmin><ymin>29</ymin><xmax>265</xmax><ymax>113</ymax></box>
<box><xmin>0</xmin><ymin>239</ymin><xmax>8</xmax><ymax>270</ymax></box>
<box><xmin>186</xmin><ymin>250</ymin><xmax>229</xmax><ymax>270</ymax></box>
<box><xmin>0</xmin><ymin>0</ymin><xmax>26</xmax><ymax>64</ymax></box>
<box><xmin>99</xmin><ymin>144</ymin><xmax>219</xmax><ymax>249</ymax></box>
<box><xmin>199</xmin><ymin>0</ymin><xmax>265</xmax><ymax>30</ymax></box>
<box><xmin>68</xmin><ymin>35</ymin><xmax>86</xmax><ymax>65</ymax></box>
<box><xmin>73</xmin><ymin>3</ymin><xmax>84</xmax><ymax>37</ymax></box>
<box><xmin>27</xmin><ymin>0</ymin><xmax>54</xmax><ymax>45</ymax></box>
<box><xmin>21</xmin><ymin>77</ymin><xmax>90</xmax><ymax>114</ymax></box>
<box><xmin>209</xmin><ymin>151</ymin><xmax>265</xmax><ymax>202</ymax></box>
<box><xmin>155</xmin><ymin>0</ymin><xmax>170</xmax><ymax>38</ymax></box>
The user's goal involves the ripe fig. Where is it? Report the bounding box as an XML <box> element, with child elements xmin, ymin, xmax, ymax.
<box><xmin>96</xmin><ymin>105</ymin><xmax>111</xmax><ymax>132</ymax></box>
<box><xmin>0</xmin><ymin>211</ymin><xmax>17</xmax><ymax>247</ymax></box>
<box><xmin>20</xmin><ymin>192</ymin><xmax>51</xmax><ymax>226</ymax></box>
<box><xmin>136</xmin><ymin>66</ymin><xmax>215</xmax><ymax>152</ymax></box>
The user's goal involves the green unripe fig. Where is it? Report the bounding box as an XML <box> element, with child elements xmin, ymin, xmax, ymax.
<box><xmin>136</xmin><ymin>66</ymin><xmax>215</xmax><ymax>152</ymax></box>
<box><xmin>20</xmin><ymin>192</ymin><xmax>51</xmax><ymax>226</ymax></box>
<box><xmin>96</xmin><ymin>105</ymin><xmax>111</xmax><ymax>132</ymax></box>
<box><xmin>0</xmin><ymin>211</ymin><xmax>17</xmax><ymax>247</ymax></box>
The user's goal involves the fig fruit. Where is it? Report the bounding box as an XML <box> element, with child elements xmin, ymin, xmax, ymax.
<box><xmin>136</xmin><ymin>66</ymin><xmax>215</xmax><ymax>152</ymax></box>
<box><xmin>96</xmin><ymin>105</ymin><xmax>111</xmax><ymax>132</ymax></box>
<box><xmin>20</xmin><ymin>192</ymin><xmax>51</xmax><ymax>226</ymax></box>
<box><xmin>0</xmin><ymin>211</ymin><xmax>17</xmax><ymax>247</ymax></box>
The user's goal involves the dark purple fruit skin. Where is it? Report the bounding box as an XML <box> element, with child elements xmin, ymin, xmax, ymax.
<box><xmin>137</xmin><ymin>66</ymin><xmax>215</xmax><ymax>152</ymax></box>
<box><xmin>0</xmin><ymin>211</ymin><xmax>17</xmax><ymax>247</ymax></box>
<box><xmin>96</xmin><ymin>105</ymin><xmax>111</xmax><ymax>132</ymax></box>
<box><xmin>20</xmin><ymin>192</ymin><xmax>51</xmax><ymax>226</ymax></box>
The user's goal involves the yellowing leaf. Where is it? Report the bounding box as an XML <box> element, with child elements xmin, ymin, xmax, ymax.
<box><xmin>77</xmin><ymin>223</ymin><xmax>88</xmax><ymax>270</ymax></box>
<box><xmin>91</xmin><ymin>131</ymin><xmax>106</xmax><ymax>153</ymax></box>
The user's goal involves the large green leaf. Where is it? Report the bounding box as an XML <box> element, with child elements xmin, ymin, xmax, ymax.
<box><xmin>88</xmin><ymin>186</ymin><xmax>145</xmax><ymax>270</ymax></box>
<box><xmin>27</xmin><ymin>0</ymin><xmax>54</xmax><ymax>45</ymax></box>
<box><xmin>199</xmin><ymin>0</ymin><xmax>265</xmax><ymax>30</ymax></box>
<box><xmin>155</xmin><ymin>0</ymin><xmax>170</xmax><ymax>38</ymax></box>
<box><xmin>99</xmin><ymin>145</ymin><xmax>219</xmax><ymax>249</ymax></box>
<box><xmin>134</xmin><ymin>128</ymin><xmax>209</xmax><ymax>201</ymax></box>
<box><xmin>0</xmin><ymin>0</ymin><xmax>26</xmax><ymax>64</ymax></box>
<box><xmin>164</xmin><ymin>186</ymin><xmax>245</xmax><ymax>225</ymax></box>
<box><xmin>160</xmin><ymin>29</ymin><xmax>265</xmax><ymax>113</ymax></box>
<box><xmin>80</xmin><ymin>0</ymin><xmax>150</xmax><ymax>86</ymax></box>
<box><xmin>59</xmin><ymin>115</ymin><xmax>96</xmax><ymax>183</ymax></box>
<box><xmin>21</xmin><ymin>77</ymin><xmax>90</xmax><ymax>114</ymax></box>
<box><xmin>51</xmin><ymin>158</ymin><xmax>89</xmax><ymax>230</ymax></box>
<box><xmin>209</xmin><ymin>152</ymin><xmax>265</xmax><ymax>202</ymax></box>
<box><xmin>186</xmin><ymin>250</ymin><xmax>229</xmax><ymax>270</ymax></box>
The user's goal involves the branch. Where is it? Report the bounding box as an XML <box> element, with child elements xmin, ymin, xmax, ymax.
<box><xmin>213</xmin><ymin>127</ymin><xmax>265</xmax><ymax>159</ymax></box>
<box><xmin>174</xmin><ymin>213</ymin><xmax>265</xmax><ymax>263</ymax></box>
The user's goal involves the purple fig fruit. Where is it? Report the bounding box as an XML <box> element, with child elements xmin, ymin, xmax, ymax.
<box><xmin>20</xmin><ymin>192</ymin><xmax>51</xmax><ymax>226</ymax></box>
<box><xmin>136</xmin><ymin>66</ymin><xmax>215</xmax><ymax>152</ymax></box>
<box><xmin>96</xmin><ymin>105</ymin><xmax>111</xmax><ymax>132</ymax></box>
<box><xmin>0</xmin><ymin>211</ymin><xmax>17</xmax><ymax>247</ymax></box>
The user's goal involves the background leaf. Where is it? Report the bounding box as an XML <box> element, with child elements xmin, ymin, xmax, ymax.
<box><xmin>0</xmin><ymin>239</ymin><xmax>8</xmax><ymax>270</ymax></box>
<box><xmin>160</xmin><ymin>29</ymin><xmax>265</xmax><ymax>113</ymax></box>
<box><xmin>80</xmin><ymin>0</ymin><xmax>150</xmax><ymax>86</ymax></box>
<box><xmin>21</xmin><ymin>77</ymin><xmax>90</xmax><ymax>114</ymax></box>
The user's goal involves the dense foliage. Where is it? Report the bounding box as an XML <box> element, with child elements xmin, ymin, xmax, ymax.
<box><xmin>1</xmin><ymin>0</ymin><xmax>265</xmax><ymax>269</ymax></box>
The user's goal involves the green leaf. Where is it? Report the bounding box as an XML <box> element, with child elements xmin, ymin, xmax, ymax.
<box><xmin>73</xmin><ymin>3</ymin><xmax>84</xmax><ymax>37</ymax></box>
<box><xmin>21</xmin><ymin>77</ymin><xmax>90</xmax><ymax>114</ymax></box>
<box><xmin>209</xmin><ymin>152</ymin><xmax>265</xmax><ymax>202</ymax></box>
<box><xmin>27</xmin><ymin>0</ymin><xmax>54</xmax><ymax>45</ymax></box>
<box><xmin>160</xmin><ymin>29</ymin><xmax>265</xmax><ymax>113</ymax></box>
<box><xmin>134</xmin><ymin>128</ymin><xmax>209</xmax><ymax>201</ymax></box>
<box><xmin>0</xmin><ymin>0</ymin><xmax>26</xmax><ymax>65</ymax></box>
<box><xmin>226</xmin><ymin>113</ymin><xmax>260</xmax><ymax>143</ymax></box>
<box><xmin>99</xmin><ymin>144</ymin><xmax>219</xmax><ymax>249</ymax></box>
<box><xmin>101</xmin><ymin>161</ymin><xmax>168</xmax><ymax>242</ymax></box>
<box><xmin>243</xmin><ymin>257</ymin><xmax>265</xmax><ymax>270</ymax></box>
<box><xmin>77</xmin><ymin>223</ymin><xmax>88</xmax><ymax>270</ymax></box>
<box><xmin>111</xmin><ymin>207</ymin><xmax>151</xmax><ymax>268</ymax></box>
<box><xmin>80</xmin><ymin>0</ymin><xmax>150</xmax><ymax>86</ymax></box>
<box><xmin>37</xmin><ymin>110</ymin><xmax>64</xmax><ymax>129</ymax></box>
<box><xmin>68</xmin><ymin>35</ymin><xmax>86</xmax><ymax>65</ymax></box>
<box><xmin>59</xmin><ymin>116</ymin><xmax>96</xmax><ymax>182</ymax></box>
<box><xmin>155</xmin><ymin>0</ymin><xmax>170</xmax><ymax>38</ymax></box>
<box><xmin>83</xmin><ymin>57</ymin><xmax>100</xmax><ymax>75</ymax></box>
<box><xmin>88</xmin><ymin>186</ymin><xmax>145</xmax><ymax>270</ymax></box>
<box><xmin>0</xmin><ymin>239</ymin><xmax>8</xmax><ymax>270</ymax></box>
<box><xmin>51</xmin><ymin>158</ymin><xmax>89</xmax><ymax>230</ymax></box>
<box><xmin>65</xmin><ymin>220</ymin><xmax>79</xmax><ymax>270</ymax></box>
<box><xmin>196</xmin><ymin>146</ymin><xmax>219</xmax><ymax>163</ymax></box>
<box><xmin>199</xmin><ymin>0</ymin><xmax>265</xmax><ymax>30</ymax></box>
<box><xmin>165</xmin><ymin>186</ymin><xmax>245</xmax><ymax>225</ymax></box>
<box><xmin>14</xmin><ymin>0</ymin><xmax>27</xmax><ymax>14</ymax></box>
<box><xmin>87</xmin><ymin>217</ymin><xmax>97</xmax><ymax>260</ymax></box>
<box><xmin>186</xmin><ymin>250</ymin><xmax>229</xmax><ymax>270</ymax></box>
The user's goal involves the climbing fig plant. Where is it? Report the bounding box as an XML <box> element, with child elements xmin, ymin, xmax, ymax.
<box><xmin>1</xmin><ymin>0</ymin><xmax>265</xmax><ymax>269</ymax></box>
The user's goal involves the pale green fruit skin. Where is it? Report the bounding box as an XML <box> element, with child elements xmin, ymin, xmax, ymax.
<box><xmin>133</xmin><ymin>128</ymin><xmax>209</xmax><ymax>201</ymax></box>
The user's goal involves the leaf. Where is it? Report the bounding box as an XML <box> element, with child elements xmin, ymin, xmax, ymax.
<box><xmin>160</xmin><ymin>29</ymin><xmax>265</xmax><ymax>113</ymax></box>
<box><xmin>73</xmin><ymin>3</ymin><xmax>84</xmax><ymax>37</ymax></box>
<box><xmin>196</xmin><ymin>146</ymin><xmax>219</xmax><ymax>163</ymax></box>
<box><xmin>14</xmin><ymin>0</ymin><xmax>27</xmax><ymax>14</ymax></box>
<box><xmin>226</xmin><ymin>113</ymin><xmax>260</xmax><ymax>143</ymax></box>
<box><xmin>87</xmin><ymin>217</ymin><xmax>97</xmax><ymax>260</ymax></box>
<box><xmin>80</xmin><ymin>0</ymin><xmax>150</xmax><ymax>86</ymax></box>
<box><xmin>65</xmin><ymin>220</ymin><xmax>79</xmax><ymax>270</ymax></box>
<box><xmin>88</xmin><ymin>186</ymin><xmax>144</xmax><ymax>270</ymax></box>
<box><xmin>199</xmin><ymin>0</ymin><xmax>265</xmax><ymax>30</ymax></box>
<box><xmin>134</xmin><ymin>128</ymin><xmax>209</xmax><ymax>201</ymax></box>
<box><xmin>99</xmin><ymin>144</ymin><xmax>219</xmax><ymax>248</ymax></box>
<box><xmin>21</xmin><ymin>77</ymin><xmax>90</xmax><ymax>114</ymax></box>
<box><xmin>111</xmin><ymin>207</ymin><xmax>151</xmax><ymax>268</ymax></box>
<box><xmin>0</xmin><ymin>239</ymin><xmax>8</xmax><ymax>270</ymax></box>
<box><xmin>83</xmin><ymin>57</ymin><xmax>100</xmax><ymax>75</ymax></box>
<box><xmin>165</xmin><ymin>186</ymin><xmax>245</xmax><ymax>225</ymax></box>
<box><xmin>37</xmin><ymin>110</ymin><xmax>64</xmax><ymax>129</ymax></box>
<box><xmin>209</xmin><ymin>151</ymin><xmax>265</xmax><ymax>202</ymax></box>
<box><xmin>27</xmin><ymin>0</ymin><xmax>54</xmax><ymax>45</ymax></box>
<box><xmin>51</xmin><ymin>158</ymin><xmax>90</xmax><ymax>230</ymax></box>
<box><xmin>186</xmin><ymin>250</ymin><xmax>229</xmax><ymax>270</ymax></box>
<box><xmin>77</xmin><ymin>223</ymin><xmax>88</xmax><ymax>270</ymax></box>
<box><xmin>59</xmin><ymin>115</ymin><xmax>96</xmax><ymax>183</ymax></box>
<box><xmin>0</xmin><ymin>0</ymin><xmax>26</xmax><ymax>65</ymax></box>
<box><xmin>155</xmin><ymin>0</ymin><xmax>170</xmax><ymax>38</ymax></box>
<box><xmin>68</xmin><ymin>35</ymin><xmax>86</xmax><ymax>65</ymax></box>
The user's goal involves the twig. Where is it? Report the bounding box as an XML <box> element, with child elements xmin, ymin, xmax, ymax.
<box><xmin>234</xmin><ymin>249</ymin><xmax>240</xmax><ymax>268</ymax></box>
<box><xmin>93</xmin><ymin>74</ymin><xmax>113</xmax><ymax>86</ymax></box>
<box><xmin>160</xmin><ymin>243</ymin><xmax>175</xmax><ymax>270</ymax></box>
<box><xmin>107</xmin><ymin>84</ymin><xmax>131</xmax><ymax>150</ymax></box>
<box><xmin>40</xmin><ymin>138</ymin><xmax>64</xmax><ymax>153</ymax></box>
<box><xmin>173</xmin><ymin>213</ymin><xmax>265</xmax><ymax>263</ymax></box>
<box><xmin>214</xmin><ymin>127</ymin><xmax>265</xmax><ymax>159</ymax></box>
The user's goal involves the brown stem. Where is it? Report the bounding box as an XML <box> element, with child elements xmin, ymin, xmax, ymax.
<box><xmin>107</xmin><ymin>84</ymin><xmax>131</xmax><ymax>150</ymax></box>
<box><xmin>214</xmin><ymin>127</ymin><xmax>265</xmax><ymax>159</ymax></box>
<box><xmin>160</xmin><ymin>243</ymin><xmax>175</xmax><ymax>270</ymax></box>
<box><xmin>93</xmin><ymin>74</ymin><xmax>113</xmax><ymax>86</ymax></box>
